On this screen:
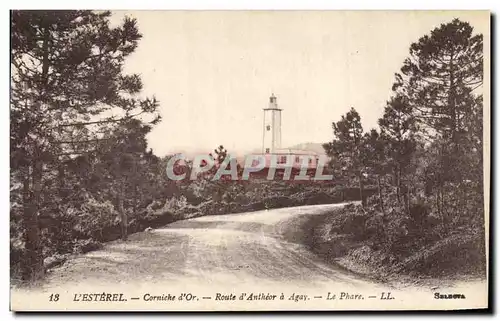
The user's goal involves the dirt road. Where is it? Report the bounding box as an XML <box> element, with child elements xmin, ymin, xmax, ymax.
<box><xmin>11</xmin><ymin>203</ymin><xmax>487</xmax><ymax>311</ymax></box>
<box><xmin>40</xmin><ymin>203</ymin><xmax>374</xmax><ymax>289</ymax></box>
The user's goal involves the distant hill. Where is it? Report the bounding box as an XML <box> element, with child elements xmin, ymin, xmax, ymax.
<box><xmin>163</xmin><ymin>142</ymin><xmax>327</xmax><ymax>161</ymax></box>
<box><xmin>248</xmin><ymin>142</ymin><xmax>326</xmax><ymax>156</ymax></box>
<box><xmin>286</xmin><ymin>142</ymin><xmax>326</xmax><ymax>155</ymax></box>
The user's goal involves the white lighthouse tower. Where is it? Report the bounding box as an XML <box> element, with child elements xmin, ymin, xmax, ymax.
<box><xmin>262</xmin><ymin>94</ymin><xmax>282</xmax><ymax>154</ymax></box>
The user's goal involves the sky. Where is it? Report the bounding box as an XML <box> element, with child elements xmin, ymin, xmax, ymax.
<box><xmin>110</xmin><ymin>10</ymin><xmax>489</xmax><ymax>157</ymax></box>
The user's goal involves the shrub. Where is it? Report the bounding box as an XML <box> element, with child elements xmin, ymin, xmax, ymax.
<box><xmin>73</xmin><ymin>198</ymin><xmax>118</xmax><ymax>238</ymax></box>
<box><xmin>162</xmin><ymin>195</ymin><xmax>188</xmax><ymax>214</ymax></box>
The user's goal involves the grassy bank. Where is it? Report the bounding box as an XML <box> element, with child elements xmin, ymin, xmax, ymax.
<box><xmin>296</xmin><ymin>203</ymin><xmax>487</xmax><ymax>283</ymax></box>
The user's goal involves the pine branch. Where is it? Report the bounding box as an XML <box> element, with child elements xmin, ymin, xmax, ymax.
<box><xmin>55</xmin><ymin>111</ymin><xmax>145</xmax><ymax>128</ymax></box>
<box><xmin>51</xmin><ymin>137</ymin><xmax>112</xmax><ymax>144</ymax></box>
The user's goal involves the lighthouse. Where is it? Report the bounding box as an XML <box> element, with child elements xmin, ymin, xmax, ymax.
<box><xmin>252</xmin><ymin>94</ymin><xmax>321</xmax><ymax>177</ymax></box>
<box><xmin>262</xmin><ymin>94</ymin><xmax>282</xmax><ymax>154</ymax></box>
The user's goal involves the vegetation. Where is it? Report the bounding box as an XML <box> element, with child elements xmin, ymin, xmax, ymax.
<box><xmin>10</xmin><ymin>10</ymin><xmax>162</xmax><ymax>282</ymax></box>
<box><xmin>321</xmin><ymin>19</ymin><xmax>485</xmax><ymax>277</ymax></box>
<box><xmin>10</xmin><ymin>12</ymin><xmax>485</xmax><ymax>285</ymax></box>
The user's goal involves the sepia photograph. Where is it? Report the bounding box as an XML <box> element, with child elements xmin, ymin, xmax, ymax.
<box><xmin>9</xmin><ymin>10</ymin><xmax>490</xmax><ymax>311</ymax></box>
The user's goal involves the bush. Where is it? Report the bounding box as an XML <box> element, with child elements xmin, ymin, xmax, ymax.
<box><xmin>10</xmin><ymin>242</ymin><xmax>26</xmax><ymax>282</ymax></box>
<box><xmin>161</xmin><ymin>195</ymin><xmax>188</xmax><ymax>216</ymax></box>
<box><xmin>73</xmin><ymin>197</ymin><xmax>118</xmax><ymax>238</ymax></box>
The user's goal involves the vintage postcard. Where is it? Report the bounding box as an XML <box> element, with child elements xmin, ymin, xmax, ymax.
<box><xmin>10</xmin><ymin>10</ymin><xmax>490</xmax><ymax>311</ymax></box>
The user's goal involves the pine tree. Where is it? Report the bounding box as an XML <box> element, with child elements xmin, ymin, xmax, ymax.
<box><xmin>212</xmin><ymin>145</ymin><xmax>228</xmax><ymax>165</ymax></box>
<box><xmin>361</xmin><ymin>129</ymin><xmax>387</xmax><ymax>212</ymax></box>
<box><xmin>378</xmin><ymin>95</ymin><xmax>417</xmax><ymax>210</ymax></box>
<box><xmin>209</xmin><ymin>145</ymin><xmax>229</xmax><ymax>203</ymax></box>
<box><xmin>11</xmin><ymin>10</ymin><xmax>160</xmax><ymax>281</ymax></box>
<box><xmin>390</xmin><ymin>18</ymin><xmax>484</xmax><ymax>223</ymax></box>
<box><xmin>323</xmin><ymin>107</ymin><xmax>366</xmax><ymax>206</ymax></box>
<box><xmin>98</xmin><ymin>119</ymin><xmax>152</xmax><ymax>241</ymax></box>
<box><xmin>393</xmin><ymin>18</ymin><xmax>482</xmax><ymax>181</ymax></box>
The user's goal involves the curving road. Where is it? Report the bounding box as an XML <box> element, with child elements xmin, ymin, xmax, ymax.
<box><xmin>40</xmin><ymin>203</ymin><xmax>375</xmax><ymax>289</ymax></box>
<box><xmin>160</xmin><ymin>203</ymin><xmax>372</xmax><ymax>287</ymax></box>
<box><xmin>11</xmin><ymin>203</ymin><xmax>488</xmax><ymax>311</ymax></box>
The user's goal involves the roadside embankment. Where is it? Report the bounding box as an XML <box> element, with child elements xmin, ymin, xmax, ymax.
<box><xmin>283</xmin><ymin>203</ymin><xmax>486</xmax><ymax>285</ymax></box>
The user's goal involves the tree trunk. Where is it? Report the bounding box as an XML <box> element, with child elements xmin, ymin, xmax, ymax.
<box><xmin>20</xmin><ymin>22</ymin><xmax>51</xmax><ymax>282</ymax></box>
<box><xmin>396</xmin><ymin>165</ymin><xmax>402</xmax><ymax>205</ymax></box>
<box><xmin>118</xmin><ymin>179</ymin><xmax>127</xmax><ymax>241</ymax></box>
<box><xmin>438</xmin><ymin>185</ymin><xmax>446</xmax><ymax>231</ymax></box>
<box><xmin>406</xmin><ymin>183</ymin><xmax>411</xmax><ymax>214</ymax></box>
<box><xmin>377</xmin><ymin>175</ymin><xmax>384</xmax><ymax>213</ymax></box>
<box><xmin>21</xmin><ymin>160</ymin><xmax>44</xmax><ymax>281</ymax></box>
<box><xmin>358</xmin><ymin>172</ymin><xmax>365</xmax><ymax>207</ymax></box>
<box><xmin>435</xmin><ymin>190</ymin><xmax>440</xmax><ymax>218</ymax></box>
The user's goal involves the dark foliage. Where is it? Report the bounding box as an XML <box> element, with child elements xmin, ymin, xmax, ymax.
<box><xmin>321</xmin><ymin>19</ymin><xmax>485</xmax><ymax>278</ymax></box>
